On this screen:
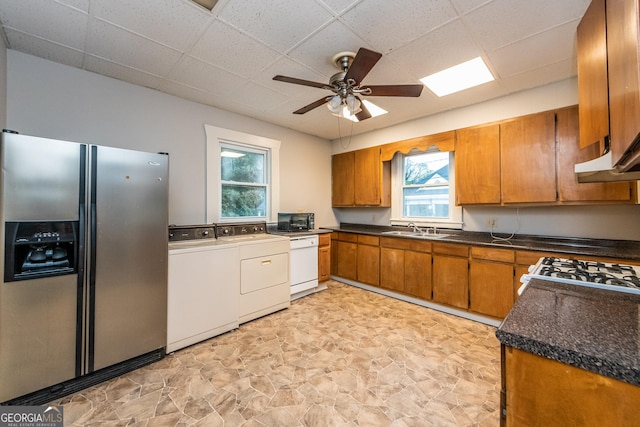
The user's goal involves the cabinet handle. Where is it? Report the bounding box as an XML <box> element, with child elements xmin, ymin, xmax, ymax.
<box><xmin>261</xmin><ymin>259</ymin><xmax>272</xmax><ymax>265</ymax></box>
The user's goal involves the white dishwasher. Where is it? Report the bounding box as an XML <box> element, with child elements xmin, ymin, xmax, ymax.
<box><xmin>290</xmin><ymin>234</ymin><xmax>319</xmax><ymax>299</ymax></box>
<box><xmin>167</xmin><ymin>225</ymin><xmax>239</xmax><ymax>353</ymax></box>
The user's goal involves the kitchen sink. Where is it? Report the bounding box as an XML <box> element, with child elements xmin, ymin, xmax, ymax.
<box><xmin>381</xmin><ymin>230</ymin><xmax>450</xmax><ymax>239</ymax></box>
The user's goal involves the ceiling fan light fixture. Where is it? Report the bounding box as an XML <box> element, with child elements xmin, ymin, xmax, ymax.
<box><xmin>420</xmin><ymin>57</ymin><xmax>494</xmax><ymax>97</ymax></box>
<box><xmin>343</xmin><ymin>100</ymin><xmax>387</xmax><ymax>122</ymax></box>
<box><xmin>345</xmin><ymin>94</ymin><xmax>361</xmax><ymax>114</ymax></box>
<box><xmin>327</xmin><ymin>95</ymin><xmax>342</xmax><ymax>113</ymax></box>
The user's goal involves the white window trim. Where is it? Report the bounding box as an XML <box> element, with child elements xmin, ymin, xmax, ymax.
<box><xmin>390</xmin><ymin>150</ymin><xmax>463</xmax><ymax>229</ymax></box>
<box><xmin>205</xmin><ymin>125</ymin><xmax>280</xmax><ymax>223</ymax></box>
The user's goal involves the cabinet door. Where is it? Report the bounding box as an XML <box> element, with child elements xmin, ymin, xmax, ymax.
<box><xmin>404</xmin><ymin>251</ymin><xmax>432</xmax><ymax>300</ymax></box>
<box><xmin>337</xmin><ymin>241</ymin><xmax>357</xmax><ymax>280</ymax></box>
<box><xmin>318</xmin><ymin>245</ymin><xmax>331</xmax><ymax>282</ymax></box>
<box><xmin>332</xmin><ymin>152</ymin><xmax>355</xmax><ymax>206</ymax></box>
<box><xmin>380</xmin><ymin>247</ymin><xmax>404</xmax><ymax>292</ymax></box>
<box><xmin>354</xmin><ymin>147</ymin><xmax>382</xmax><ymax>206</ymax></box>
<box><xmin>357</xmin><ymin>244</ymin><xmax>380</xmax><ymax>286</ymax></box>
<box><xmin>469</xmin><ymin>260</ymin><xmax>514</xmax><ymax>318</ymax></box>
<box><xmin>577</xmin><ymin>0</ymin><xmax>609</xmax><ymax>149</ymax></box>
<box><xmin>500</xmin><ymin>111</ymin><xmax>557</xmax><ymax>203</ymax></box>
<box><xmin>556</xmin><ymin>106</ymin><xmax>632</xmax><ymax>202</ymax></box>
<box><xmin>330</xmin><ymin>233</ymin><xmax>339</xmax><ymax>276</ymax></box>
<box><xmin>432</xmin><ymin>255</ymin><xmax>469</xmax><ymax>309</ymax></box>
<box><xmin>455</xmin><ymin>124</ymin><xmax>501</xmax><ymax>204</ymax></box>
<box><xmin>607</xmin><ymin>0</ymin><xmax>640</xmax><ymax>168</ymax></box>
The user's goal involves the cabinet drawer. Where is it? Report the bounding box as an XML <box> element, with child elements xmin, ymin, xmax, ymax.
<box><xmin>516</xmin><ymin>250</ymin><xmax>554</xmax><ymax>266</ymax></box>
<box><xmin>338</xmin><ymin>232</ymin><xmax>358</xmax><ymax>243</ymax></box>
<box><xmin>380</xmin><ymin>237</ymin><xmax>431</xmax><ymax>253</ymax></box>
<box><xmin>471</xmin><ymin>246</ymin><xmax>515</xmax><ymax>263</ymax></box>
<box><xmin>318</xmin><ymin>233</ymin><xmax>331</xmax><ymax>246</ymax></box>
<box><xmin>433</xmin><ymin>242</ymin><xmax>469</xmax><ymax>257</ymax></box>
<box><xmin>358</xmin><ymin>234</ymin><xmax>379</xmax><ymax>246</ymax></box>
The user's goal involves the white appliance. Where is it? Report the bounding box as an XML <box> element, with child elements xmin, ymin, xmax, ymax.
<box><xmin>289</xmin><ymin>235</ymin><xmax>319</xmax><ymax>300</ymax></box>
<box><xmin>215</xmin><ymin>223</ymin><xmax>290</xmax><ymax>324</ymax></box>
<box><xmin>519</xmin><ymin>256</ymin><xmax>640</xmax><ymax>295</ymax></box>
<box><xmin>167</xmin><ymin>225</ymin><xmax>239</xmax><ymax>353</ymax></box>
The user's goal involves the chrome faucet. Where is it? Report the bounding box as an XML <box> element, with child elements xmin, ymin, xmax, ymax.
<box><xmin>407</xmin><ymin>222</ymin><xmax>422</xmax><ymax>233</ymax></box>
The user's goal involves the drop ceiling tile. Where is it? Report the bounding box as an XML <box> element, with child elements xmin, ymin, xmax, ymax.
<box><xmin>172</xmin><ymin>56</ymin><xmax>247</xmax><ymax>96</ymax></box>
<box><xmin>318</xmin><ymin>0</ymin><xmax>362</xmax><ymax>14</ymax></box>
<box><xmin>190</xmin><ymin>20</ymin><xmax>281</xmax><ymax>79</ymax></box>
<box><xmin>218</xmin><ymin>0</ymin><xmax>334</xmax><ymax>52</ymax></box>
<box><xmin>257</xmin><ymin>57</ymin><xmax>328</xmax><ymax>97</ymax></box>
<box><xmin>0</xmin><ymin>0</ymin><xmax>88</xmax><ymax>50</ymax></box>
<box><xmin>3</xmin><ymin>28</ymin><xmax>84</xmax><ymax>68</ymax></box>
<box><xmin>340</xmin><ymin>0</ymin><xmax>459</xmax><ymax>53</ymax></box>
<box><xmin>92</xmin><ymin>0</ymin><xmax>212</xmax><ymax>52</ymax></box>
<box><xmin>58</xmin><ymin>0</ymin><xmax>90</xmax><ymax>13</ymax></box>
<box><xmin>231</xmin><ymin>81</ymin><xmax>290</xmax><ymax>111</ymax></box>
<box><xmin>160</xmin><ymin>80</ymin><xmax>219</xmax><ymax>107</ymax></box>
<box><xmin>449</xmin><ymin>0</ymin><xmax>493</xmax><ymax>14</ymax></box>
<box><xmin>500</xmin><ymin>59</ymin><xmax>576</xmax><ymax>94</ymax></box>
<box><xmin>386</xmin><ymin>19</ymin><xmax>482</xmax><ymax>79</ymax></box>
<box><xmin>84</xmin><ymin>55</ymin><xmax>164</xmax><ymax>90</ymax></box>
<box><xmin>87</xmin><ymin>20</ymin><xmax>182</xmax><ymax>76</ymax></box>
<box><xmin>462</xmin><ymin>0</ymin><xmax>590</xmax><ymax>51</ymax></box>
<box><xmin>287</xmin><ymin>20</ymin><xmax>370</xmax><ymax>76</ymax></box>
<box><xmin>488</xmin><ymin>20</ymin><xmax>578</xmax><ymax>78</ymax></box>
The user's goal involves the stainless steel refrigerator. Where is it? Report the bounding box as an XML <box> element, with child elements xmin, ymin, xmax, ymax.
<box><xmin>0</xmin><ymin>131</ymin><xmax>169</xmax><ymax>404</ymax></box>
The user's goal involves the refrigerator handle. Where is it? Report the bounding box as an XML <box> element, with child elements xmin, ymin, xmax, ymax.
<box><xmin>76</xmin><ymin>144</ymin><xmax>87</xmax><ymax>377</ymax></box>
<box><xmin>87</xmin><ymin>145</ymin><xmax>98</xmax><ymax>372</ymax></box>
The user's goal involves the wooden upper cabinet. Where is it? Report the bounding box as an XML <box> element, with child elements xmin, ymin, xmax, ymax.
<box><xmin>577</xmin><ymin>0</ymin><xmax>609</xmax><ymax>149</ymax></box>
<box><xmin>455</xmin><ymin>124</ymin><xmax>501</xmax><ymax>204</ymax></box>
<box><xmin>500</xmin><ymin>111</ymin><xmax>557</xmax><ymax>203</ymax></box>
<box><xmin>606</xmin><ymin>0</ymin><xmax>640</xmax><ymax>169</ymax></box>
<box><xmin>332</xmin><ymin>151</ymin><xmax>355</xmax><ymax>206</ymax></box>
<box><xmin>556</xmin><ymin>106</ymin><xmax>633</xmax><ymax>202</ymax></box>
<box><xmin>331</xmin><ymin>147</ymin><xmax>390</xmax><ymax>207</ymax></box>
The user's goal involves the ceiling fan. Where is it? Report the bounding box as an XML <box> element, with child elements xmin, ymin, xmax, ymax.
<box><xmin>273</xmin><ymin>47</ymin><xmax>424</xmax><ymax>121</ymax></box>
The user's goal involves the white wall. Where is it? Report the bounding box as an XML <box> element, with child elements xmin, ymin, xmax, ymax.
<box><xmin>6</xmin><ymin>51</ymin><xmax>336</xmax><ymax>227</ymax></box>
<box><xmin>0</xmin><ymin>35</ymin><xmax>6</xmax><ymax>130</ymax></box>
<box><xmin>332</xmin><ymin>80</ymin><xmax>640</xmax><ymax>241</ymax></box>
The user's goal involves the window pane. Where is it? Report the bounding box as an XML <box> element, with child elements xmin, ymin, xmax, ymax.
<box><xmin>403</xmin><ymin>186</ymin><xmax>449</xmax><ymax>218</ymax></box>
<box><xmin>221</xmin><ymin>149</ymin><xmax>265</xmax><ymax>184</ymax></box>
<box><xmin>404</xmin><ymin>152</ymin><xmax>449</xmax><ymax>185</ymax></box>
<box><xmin>221</xmin><ymin>184</ymin><xmax>266</xmax><ymax>217</ymax></box>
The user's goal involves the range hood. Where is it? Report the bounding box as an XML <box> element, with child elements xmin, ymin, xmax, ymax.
<box><xmin>575</xmin><ymin>149</ymin><xmax>640</xmax><ymax>183</ymax></box>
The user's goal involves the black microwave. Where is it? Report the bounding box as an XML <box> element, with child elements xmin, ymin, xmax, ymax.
<box><xmin>277</xmin><ymin>213</ymin><xmax>315</xmax><ymax>232</ymax></box>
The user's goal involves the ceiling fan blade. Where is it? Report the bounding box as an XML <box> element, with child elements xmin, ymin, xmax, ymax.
<box><xmin>293</xmin><ymin>97</ymin><xmax>329</xmax><ymax>114</ymax></box>
<box><xmin>355</xmin><ymin>97</ymin><xmax>372</xmax><ymax>121</ymax></box>
<box><xmin>273</xmin><ymin>75</ymin><xmax>327</xmax><ymax>89</ymax></box>
<box><xmin>365</xmin><ymin>84</ymin><xmax>424</xmax><ymax>97</ymax></box>
<box><xmin>344</xmin><ymin>47</ymin><xmax>382</xmax><ymax>84</ymax></box>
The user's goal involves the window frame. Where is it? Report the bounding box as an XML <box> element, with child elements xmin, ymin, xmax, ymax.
<box><xmin>206</xmin><ymin>125</ymin><xmax>280</xmax><ymax>223</ymax></box>
<box><xmin>391</xmin><ymin>148</ymin><xmax>463</xmax><ymax>229</ymax></box>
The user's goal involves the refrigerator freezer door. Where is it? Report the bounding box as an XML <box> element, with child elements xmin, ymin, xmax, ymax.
<box><xmin>89</xmin><ymin>146</ymin><xmax>168</xmax><ymax>372</ymax></box>
<box><xmin>1</xmin><ymin>133</ymin><xmax>81</xmax><ymax>221</ymax></box>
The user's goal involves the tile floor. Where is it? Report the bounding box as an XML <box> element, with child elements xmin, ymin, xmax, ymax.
<box><xmin>52</xmin><ymin>280</ymin><xmax>501</xmax><ymax>426</ymax></box>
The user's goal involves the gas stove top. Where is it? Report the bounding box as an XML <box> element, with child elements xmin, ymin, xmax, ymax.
<box><xmin>522</xmin><ymin>257</ymin><xmax>640</xmax><ymax>295</ymax></box>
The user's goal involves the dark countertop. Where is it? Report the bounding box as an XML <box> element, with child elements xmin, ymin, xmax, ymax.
<box><xmin>267</xmin><ymin>227</ymin><xmax>332</xmax><ymax>237</ymax></box>
<box><xmin>323</xmin><ymin>223</ymin><xmax>640</xmax><ymax>262</ymax></box>
<box><xmin>496</xmin><ymin>278</ymin><xmax>640</xmax><ymax>386</ymax></box>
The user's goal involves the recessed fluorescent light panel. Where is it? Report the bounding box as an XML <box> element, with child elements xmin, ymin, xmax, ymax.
<box><xmin>191</xmin><ymin>0</ymin><xmax>218</xmax><ymax>11</ymax></box>
<box><xmin>420</xmin><ymin>57</ymin><xmax>494</xmax><ymax>97</ymax></box>
<box><xmin>342</xmin><ymin>100</ymin><xmax>388</xmax><ymax>122</ymax></box>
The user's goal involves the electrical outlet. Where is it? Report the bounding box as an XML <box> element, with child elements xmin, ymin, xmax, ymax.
<box><xmin>486</xmin><ymin>217</ymin><xmax>497</xmax><ymax>228</ymax></box>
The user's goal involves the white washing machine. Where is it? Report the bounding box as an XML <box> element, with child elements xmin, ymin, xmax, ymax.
<box><xmin>167</xmin><ymin>225</ymin><xmax>239</xmax><ymax>353</ymax></box>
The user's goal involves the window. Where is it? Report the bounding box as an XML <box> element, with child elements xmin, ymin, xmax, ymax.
<box><xmin>220</xmin><ymin>143</ymin><xmax>268</xmax><ymax>218</ymax></box>
<box><xmin>206</xmin><ymin>125</ymin><xmax>280</xmax><ymax>223</ymax></box>
<box><xmin>392</xmin><ymin>149</ymin><xmax>462</xmax><ymax>227</ymax></box>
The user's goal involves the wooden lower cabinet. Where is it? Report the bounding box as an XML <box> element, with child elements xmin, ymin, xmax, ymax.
<box><xmin>318</xmin><ymin>233</ymin><xmax>331</xmax><ymax>282</ymax></box>
<box><xmin>469</xmin><ymin>247</ymin><xmax>515</xmax><ymax>318</ymax></box>
<box><xmin>503</xmin><ymin>346</ymin><xmax>640</xmax><ymax>426</ymax></box>
<box><xmin>432</xmin><ymin>243</ymin><xmax>470</xmax><ymax>309</ymax></box>
<box><xmin>380</xmin><ymin>237</ymin><xmax>432</xmax><ymax>299</ymax></box>
<box><xmin>357</xmin><ymin>235</ymin><xmax>379</xmax><ymax>286</ymax></box>
<box><xmin>336</xmin><ymin>233</ymin><xmax>358</xmax><ymax>281</ymax></box>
